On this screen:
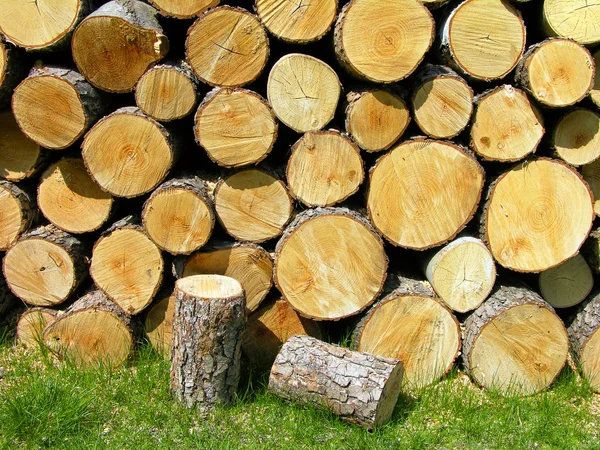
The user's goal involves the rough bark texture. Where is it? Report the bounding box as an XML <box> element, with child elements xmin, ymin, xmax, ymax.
<box><xmin>0</xmin><ymin>180</ymin><xmax>36</xmax><ymax>251</ymax></box>
<box><xmin>0</xmin><ymin>39</ymin><xmax>28</xmax><ymax>109</ymax></box>
<box><xmin>582</xmin><ymin>228</ymin><xmax>600</xmax><ymax>274</ymax></box>
<box><xmin>568</xmin><ymin>291</ymin><xmax>600</xmax><ymax>361</ymax></box>
<box><xmin>269</xmin><ymin>335</ymin><xmax>404</xmax><ymax>429</ymax></box>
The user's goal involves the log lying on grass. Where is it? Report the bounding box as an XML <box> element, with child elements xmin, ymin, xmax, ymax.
<box><xmin>16</xmin><ymin>308</ymin><xmax>60</xmax><ymax>349</ymax></box>
<box><xmin>0</xmin><ymin>180</ymin><xmax>35</xmax><ymax>251</ymax></box>
<box><xmin>171</xmin><ymin>275</ymin><xmax>246</xmax><ymax>410</ymax></box>
<box><xmin>463</xmin><ymin>282</ymin><xmax>569</xmax><ymax>396</ymax></box>
<box><xmin>539</xmin><ymin>254</ymin><xmax>594</xmax><ymax>309</ymax></box>
<box><xmin>568</xmin><ymin>291</ymin><xmax>600</xmax><ymax>392</ymax></box>
<box><xmin>269</xmin><ymin>335</ymin><xmax>404</xmax><ymax>429</ymax></box>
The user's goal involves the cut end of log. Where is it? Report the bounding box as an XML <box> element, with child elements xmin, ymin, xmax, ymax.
<box><xmin>177</xmin><ymin>274</ymin><xmax>243</xmax><ymax>300</ymax></box>
<box><xmin>0</xmin><ymin>41</ymin><xmax>6</xmax><ymax>88</ymax></box>
<box><xmin>0</xmin><ymin>181</ymin><xmax>32</xmax><ymax>251</ymax></box>
<box><xmin>149</xmin><ymin>0</ymin><xmax>219</xmax><ymax>19</ymax></box>
<box><xmin>145</xmin><ymin>292</ymin><xmax>174</xmax><ymax>356</ymax></box>
<box><xmin>581</xmin><ymin>328</ymin><xmax>600</xmax><ymax>391</ymax></box>
<box><xmin>17</xmin><ymin>308</ymin><xmax>59</xmax><ymax>349</ymax></box>
<box><xmin>544</xmin><ymin>0</ymin><xmax>600</xmax><ymax>45</ymax></box>
<box><xmin>582</xmin><ymin>160</ymin><xmax>600</xmax><ymax>217</ymax></box>
<box><xmin>267</xmin><ymin>53</ymin><xmax>340</xmax><ymax>133</ymax></box>
<box><xmin>553</xmin><ymin>109</ymin><xmax>600</xmax><ymax>167</ymax></box>
<box><xmin>186</xmin><ymin>7</ymin><xmax>269</xmax><ymax>87</ymax></box>
<box><xmin>539</xmin><ymin>254</ymin><xmax>593</xmax><ymax>309</ymax></box>
<box><xmin>0</xmin><ymin>111</ymin><xmax>43</xmax><ymax>182</ymax></box>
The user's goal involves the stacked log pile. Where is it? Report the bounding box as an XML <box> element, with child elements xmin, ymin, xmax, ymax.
<box><xmin>1</xmin><ymin>0</ymin><xmax>600</xmax><ymax>408</ymax></box>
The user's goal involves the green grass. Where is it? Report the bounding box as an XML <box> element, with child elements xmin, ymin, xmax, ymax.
<box><xmin>0</xmin><ymin>332</ymin><xmax>599</xmax><ymax>450</ymax></box>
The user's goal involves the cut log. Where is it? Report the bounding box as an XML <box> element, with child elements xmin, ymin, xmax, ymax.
<box><xmin>591</xmin><ymin>50</ymin><xmax>600</xmax><ymax>109</ymax></box>
<box><xmin>470</xmin><ymin>85</ymin><xmax>544</xmax><ymax>162</ymax></box>
<box><xmin>90</xmin><ymin>216</ymin><xmax>163</xmax><ymax>315</ymax></box>
<box><xmin>568</xmin><ymin>291</ymin><xmax>600</xmax><ymax>392</ymax></box>
<box><xmin>463</xmin><ymin>282</ymin><xmax>569</xmax><ymax>395</ymax></box>
<box><xmin>43</xmin><ymin>290</ymin><xmax>137</xmax><ymax>367</ymax></box>
<box><xmin>421</xmin><ymin>0</ymin><xmax>450</xmax><ymax>8</ymax></box>
<box><xmin>255</xmin><ymin>0</ymin><xmax>337</xmax><ymax>44</ymax></box>
<box><xmin>0</xmin><ymin>0</ymin><xmax>89</xmax><ymax>51</ymax></box>
<box><xmin>582</xmin><ymin>229</ymin><xmax>600</xmax><ymax>274</ymax></box>
<box><xmin>267</xmin><ymin>54</ymin><xmax>341</xmax><ymax>133</ymax></box>
<box><xmin>543</xmin><ymin>0</ymin><xmax>600</xmax><ymax>46</ymax></box>
<box><xmin>286</xmin><ymin>130</ymin><xmax>364</xmax><ymax>207</ymax></box>
<box><xmin>367</xmin><ymin>139</ymin><xmax>484</xmax><ymax>250</ymax></box>
<box><xmin>269</xmin><ymin>335</ymin><xmax>404</xmax><ymax>429</ymax></box>
<box><xmin>0</xmin><ymin>38</ymin><xmax>27</xmax><ymax>109</ymax></box>
<box><xmin>515</xmin><ymin>38</ymin><xmax>595</xmax><ymax>108</ymax></box>
<box><xmin>0</xmin><ymin>272</ymin><xmax>17</xmax><ymax>318</ymax></box>
<box><xmin>72</xmin><ymin>0</ymin><xmax>168</xmax><ymax>93</ymax></box>
<box><xmin>421</xmin><ymin>235</ymin><xmax>496</xmax><ymax>313</ymax></box>
<box><xmin>439</xmin><ymin>0</ymin><xmax>525</xmax><ymax>81</ymax></box>
<box><xmin>135</xmin><ymin>62</ymin><xmax>199</xmax><ymax>122</ymax></box>
<box><xmin>411</xmin><ymin>65</ymin><xmax>473</xmax><ymax>140</ymax></box>
<box><xmin>148</xmin><ymin>0</ymin><xmax>218</xmax><ymax>19</ymax></box>
<box><xmin>37</xmin><ymin>158</ymin><xmax>113</xmax><ymax>234</ymax></box>
<box><xmin>242</xmin><ymin>299</ymin><xmax>322</xmax><ymax>371</ymax></box>
<box><xmin>552</xmin><ymin>109</ymin><xmax>600</xmax><ymax>166</ymax></box>
<box><xmin>142</xmin><ymin>176</ymin><xmax>214</xmax><ymax>255</ymax></box>
<box><xmin>274</xmin><ymin>207</ymin><xmax>387</xmax><ymax>321</ymax></box>
<box><xmin>214</xmin><ymin>169</ymin><xmax>293</xmax><ymax>243</ymax></box>
<box><xmin>175</xmin><ymin>241</ymin><xmax>273</xmax><ymax>312</ymax></box>
<box><xmin>144</xmin><ymin>290</ymin><xmax>174</xmax><ymax>356</ymax></box>
<box><xmin>333</xmin><ymin>0</ymin><xmax>434</xmax><ymax>83</ymax></box>
<box><xmin>0</xmin><ymin>180</ymin><xmax>35</xmax><ymax>251</ymax></box>
<box><xmin>170</xmin><ymin>275</ymin><xmax>247</xmax><ymax>410</ymax></box>
<box><xmin>582</xmin><ymin>160</ymin><xmax>600</xmax><ymax>217</ymax></box>
<box><xmin>82</xmin><ymin>107</ymin><xmax>178</xmax><ymax>198</ymax></box>
<box><xmin>539</xmin><ymin>254</ymin><xmax>593</xmax><ymax>309</ymax></box>
<box><xmin>194</xmin><ymin>88</ymin><xmax>278</xmax><ymax>168</ymax></box>
<box><xmin>353</xmin><ymin>273</ymin><xmax>461</xmax><ymax>389</ymax></box>
<box><xmin>12</xmin><ymin>65</ymin><xmax>105</xmax><ymax>150</ymax></box>
<box><xmin>186</xmin><ymin>6</ymin><xmax>269</xmax><ymax>87</ymax></box>
<box><xmin>345</xmin><ymin>88</ymin><xmax>410</xmax><ymax>152</ymax></box>
<box><xmin>16</xmin><ymin>308</ymin><xmax>60</xmax><ymax>349</ymax></box>
<box><xmin>0</xmin><ymin>111</ymin><xmax>47</xmax><ymax>182</ymax></box>
<box><xmin>482</xmin><ymin>158</ymin><xmax>594</xmax><ymax>272</ymax></box>
<box><xmin>3</xmin><ymin>225</ymin><xmax>87</xmax><ymax>307</ymax></box>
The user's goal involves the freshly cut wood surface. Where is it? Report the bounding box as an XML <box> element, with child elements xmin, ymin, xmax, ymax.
<box><xmin>267</xmin><ymin>54</ymin><xmax>340</xmax><ymax>133</ymax></box>
<box><xmin>38</xmin><ymin>158</ymin><xmax>113</xmax><ymax>234</ymax></box>
<box><xmin>72</xmin><ymin>0</ymin><xmax>168</xmax><ymax>93</ymax></box>
<box><xmin>16</xmin><ymin>308</ymin><xmax>60</xmax><ymax>349</ymax></box>
<box><xmin>544</xmin><ymin>0</ymin><xmax>600</xmax><ymax>45</ymax></box>
<box><xmin>553</xmin><ymin>109</ymin><xmax>600</xmax><ymax>166</ymax></box>
<box><xmin>582</xmin><ymin>160</ymin><xmax>600</xmax><ymax>217</ymax></box>
<box><xmin>43</xmin><ymin>290</ymin><xmax>135</xmax><ymax>367</ymax></box>
<box><xmin>463</xmin><ymin>283</ymin><xmax>569</xmax><ymax>395</ymax></box>
<box><xmin>591</xmin><ymin>50</ymin><xmax>600</xmax><ymax>108</ymax></box>
<box><xmin>274</xmin><ymin>207</ymin><xmax>387</xmax><ymax>321</ymax></box>
<box><xmin>82</xmin><ymin>107</ymin><xmax>177</xmax><ymax>198</ymax></box>
<box><xmin>242</xmin><ymin>298</ymin><xmax>322</xmax><ymax>370</ymax></box>
<box><xmin>135</xmin><ymin>62</ymin><xmax>198</xmax><ymax>122</ymax></box>
<box><xmin>255</xmin><ymin>0</ymin><xmax>337</xmax><ymax>43</ymax></box>
<box><xmin>214</xmin><ymin>169</ymin><xmax>293</xmax><ymax>243</ymax></box>
<box><xmin>170</xmin><ymin>275</ymin><xmax>246</xmax><ymax>410</ymax></box>
<box><xmin>144</xmin><ymin>291</ymin><xmax>174</xmax><ymax>356</ymax></box>
<box><xmin>269</xmin><ymin>335</ymin><xmax>404</xmax><ymax>429</ymax></box>
<box><xmin>539</xmin><ymin>254</ymin><xmax>593</xmax><ymax>309</ymax></box>
<box><xmin>149</xmin><ymin>0</ymin><xmax>218</xmax><ymax>19</ymax></box>
<box><xmin>334</xmin><ymin>0</ymin><xmax>434</xmax><ymax>83</ymax></box>
<box><xmin>142</xmin><ymin>176</ymin><xmax>214</xmax><ymax>255</ymax></box>
<box><xmin>286</xmin><ymin>130</ymin><xmax>364</xmax><ymax>207</ymax></box>
<box><xmin>0</xmin><ymin>0</ymin><xmax>88</xmax><ymax>50</ymax></box>
<box><xmin>440</xmin><ymin>0</ymin><xmax>525</xmax><ymax>81</ymax></box>
<box><xmin>177</xmin><ymin>242</ymin><xmax>273</xmax><ymax>312</ymax></box>
<box><xmin>194</xmin><ymin>88</ymin><xmax>277</xmax><ymax>168</ymax></box>
<box><xmin>422</xmin><ymin>236</ymin><xmax>496</xmax><ymax>313</ymax></box>
<box><xmin>186</xmin><ymin>6</ymin><xmax>269</xmax><ymax>87</ymax></box>
<box><xmin>90</xmin><ymin>216</ymin><xmax>163</xmax><ymax>315</ymax></box>
<box><xmin>353</xmin><ymin>273</ymin><xmax>461</xmax><ymax>389</ymax></box>
<box><xmin>345</xmin><ymin>89</ymin><xmax>410</xmax><ymax>152</ymax></box>
<box><xmin>367</xmin><ymin>139</ymin><xmax>484</xmax><ymax>250</ymax></box>
<box><xmin>412</xmin><ymin>65</ymin><xmax>473</xmax><ymax>139</ymax></box>
<box><xmin>515</xmin><ymin>38</ymin><xmax>595</xmax><ymax>108</ymax></box>
<box><xmin>0</xmin><ymin>180</ymin><xmax>34</xmax><ymax>251</ymax></box>
<box><xmin>471</xmin><ymin>85</ymin><xmax>544</xmax><ymax>162</ymax></box>
<box><xmin>0</xmin><ymin>111</ymin><xmax>45</xmax><ymax>182</ymax></box>
<box><xmin>568</xmin><ymin>292</ymin><xmax>600</xmax><ymax>392</ymax></box>
<box><xmin>3</xmin><ymin>225</ymin><xmax>87</xmax><ymax>307</ymax></box>
<box><xmin>483</xmin><ymin>158</ymin><xmax>594</xmax><ymax>272</ymax></box>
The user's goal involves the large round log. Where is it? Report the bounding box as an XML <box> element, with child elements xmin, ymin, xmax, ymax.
<box><xmin>269</xmin><ymin>335</ymin><xmax>404</xmax><ymax>429</ymax></box>
<box><xmin>16</xmin><ymin>308</ymin><xmax>60</xmax><ymax>349</ymax></box>
<box><xmin>543</xmin><ymin>0</ymin><xmax>600</xmax><ymax>46</ymax></box>
<box><xmin>367</xmin><ymin>139</ymin><xmax>484</xmax><ymax>250</ymax></box>
<box><xmin>482</xmin><ymin>158</ymin><xmax>594</xmax><ymax>273</ymax></box>
<box><xmin>0</xmin><ymin>180</ymin><xmax>35</xmax><ymax>251</ymax></box>
<box><xmin>72</xmin><ymin>0</ymin><xmax>168</xmax><ymax>93</ymax></box>
<box><xmin>463</xmin><ymin>282</ymin><xmax>569</xmax><ymax>396</ymax></box>
<box><xmin>353</xmin><ymin>273</ymin><xmax>461</xmax><ymax>389</ymax></box>
<box><xmin>539</xmin><ymin>254</ymin><xmax>594</xmax><ymax>309</ymax></box>
<box><xmin>333</xmin><ymin>0</ymin><xmax>434</xmax><ymax>83</ymax></box>
<box><xmin>170</xmin><ymin>275</ymin><xmax>246</xmax><ymax>410</ymax></box>
<box><xmin>552</xmin><ymin>109</ymin><xmax>600</xmax><ymax>167</ymax></box>
<box><xmin>148</xmin><ymin>0</ymin><xmax>218</xmax><ymax>19</ymax></box>
<box><xmin>144</xmin><ymin>290</ymin><xmax>174</xmax><ymax>357</ymax></box>
<box><xmin>274</xmin><ymin>207</ymin><xmax>387</xmax><ymax>321</ymax></box>
<box><xmin>568</xmin><ymin>291</ymin><xmax>600</xmax><ymax>392</ymax></box>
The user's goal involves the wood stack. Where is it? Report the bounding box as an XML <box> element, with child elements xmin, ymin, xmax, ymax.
<box><xmin>1</xmin><ymin>0</ymin><xmax>600</xmax><ymax>405</ymax></box>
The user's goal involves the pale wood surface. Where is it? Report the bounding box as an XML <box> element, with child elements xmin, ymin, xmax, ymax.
<box><xmin>0</xmin><ymin>111</ymin><xmax>45</xmax><ymax>182</ymax></box>
<box><xmin>149</xmin><ymin>0</ymin><xmax>218</xmax><ymax>19</ymax></box>
<box><xmin>539</xmin><ymin>254</ymin><xmax>593</xmax><ymax>309</ymax></box>
<box><xmin>17</xmin><ymin>308</ymin><xmax>60</xmax><ymax>349</ymax></box>
<box><xmin>553</xmin><ymin>109</ymin><xmax>600</xmax><ymax>166</ymax></box>
<box><xmin>544</xmin><ymin>0</ymin><xmax>600</xmax><ymax>45</ymax></box>
<box><xmin>0</xmin><ymin>180</ymin><xmax>34</xmax><ymax>251</ymax></box>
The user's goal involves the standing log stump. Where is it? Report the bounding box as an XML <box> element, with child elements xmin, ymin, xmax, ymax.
<box><xmin>268</xmin><ymin>335</ymin><xmax>404</xmax><ymax>429</ymax></box>
<box><xmin>17</xmin><ymin>308</ymin><xmax>60</xmax><ymax>349</ymax></box>
<box><xmin>0</xmin><ymin>180</ymin><xmax>35</xmax><ymax>251</ymax></box>
<box><xmin>539</xmin><ymin>254</ymin><xmax>594</xmax><ymax>309</ymax></box>
<box><xmin>170</xmin><ymin>275</ymin><xmax>247</xmax><ymax>410</ymax></box>
<box><xmin>463</xmin><ymin>282</ymin><xmax>569</xmax><ymax>396</ymax></box>
<box><xmin>568</xmin><ymin>291</ymin><xmax>600</xmax><ymax>392</ymax></box>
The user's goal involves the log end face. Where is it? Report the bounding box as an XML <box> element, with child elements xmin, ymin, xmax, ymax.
<box><xmin>176</xmin><ymin>274</ymin><xmax>244</xmax><ymax>301</ymax></box>
<box><xmin>373</xmin><ymin>360</ymin><xmax>404</xmax><ymax>428</ymax></box>
<box><xmin>554</xmin><ymin>109</ymin><xmax>600</xmax><ymax>166</ymax></box>
<box><xmin>17</xmin><ymin>308</ymin><xmax>59</xmax><ymax>349</ymax></box>
<box><xmin>0</xmin><ymin>111</ymin><xmax>43</xmax><ymax>182</ymax></box>
<box><xmin>539</xmin><ymin>254</ymin><xmax>593</xmax><ymax>309</ymax></box>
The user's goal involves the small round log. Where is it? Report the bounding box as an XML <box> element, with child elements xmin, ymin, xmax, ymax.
<box><xmin>0</xmin><ymin>180</ymin><xmax>35</xmax><ymax>251</ymax></box>
<box><xmin>591</xmin><ymin>50</ymin><xmax>600</xmax><ymax>109</ymax></box>
<box><xmin>568</xmin><ymin>291</ymin><xmax>600</xmax><ymax>392</ymax></box>
<box><xmin>170</xmin><ymin>275</ymin><xmax>247</xmax><ymax>410</ymax></box>
<box><xmin>539</xmin><ymin>254</ymin><xmax>594</xmax><ymax>309</ymax></box>
<box><xmin>144</xmin><ymin>291</ymin><xmax>174</xmax><ymax>357</ymax></box>
<box><xmin>543</xmin><ymin>0</ymin><xmax>600</xmax><ymax>46</ymax></box>
<box><xmin>582</xmin><ymin>160</ymin><xmax>600</xmax><ymax>217</ymax></box>
<box><xmin>148</xmin><ymin>0</ymin><xmax>218</xmax><ymax>19</ymax></box>
<box><xmin>552</xmin><ymin>109</ymin><xmax>600</xmax><ymax>167</ymax></box>
<box><xmin>16</xmin><ymin>308</ymin><xmax>60</xmax><ymax>349</ymax></box>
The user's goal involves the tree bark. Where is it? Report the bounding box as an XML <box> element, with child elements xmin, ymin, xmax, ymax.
<box><xmin>0</xmin><ymin>38</ymin><xmax>27</xmax><ymax>109</ymax></box>
<box><xmin>0</xmin><ymin>180</ymin><xmax>35</xmax><ymax>251</ymax></box>
<box><xmin>568</xmin><ymin>290</ymin><xmax>600</xmax><ymax>392</ymax></box>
